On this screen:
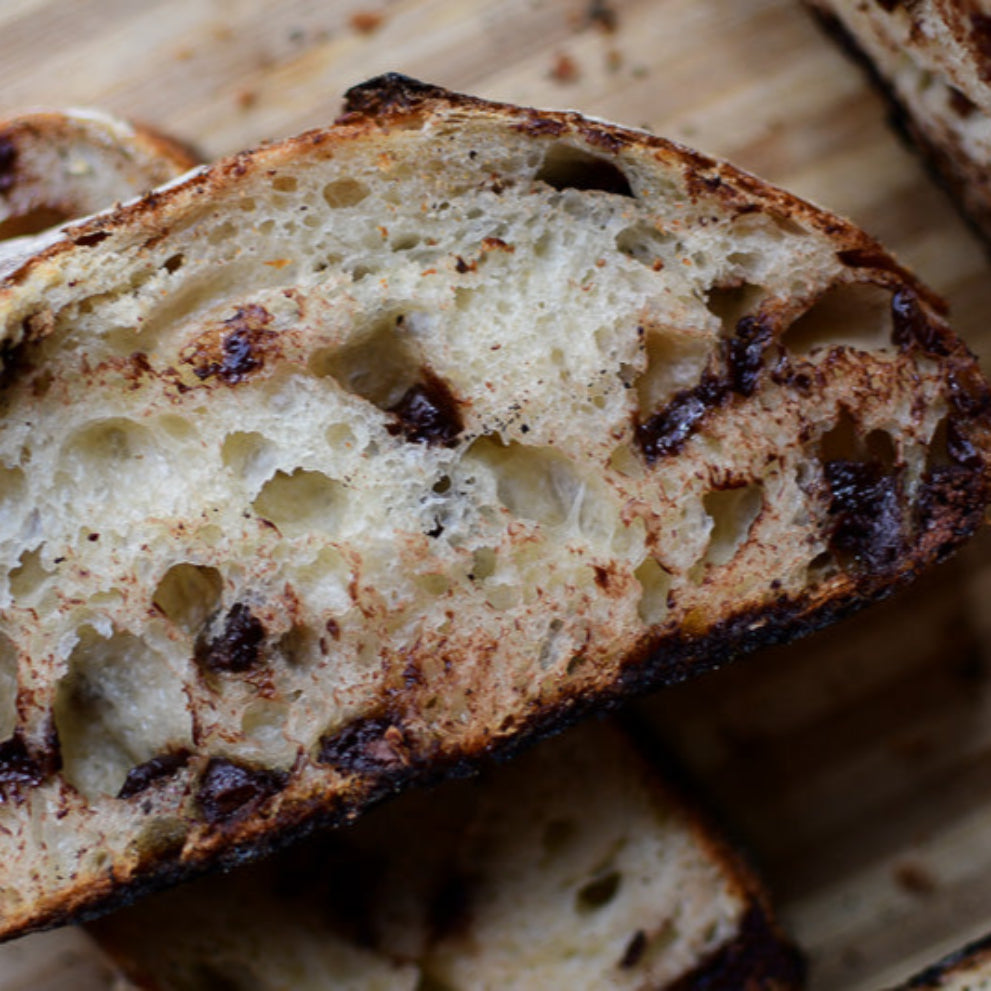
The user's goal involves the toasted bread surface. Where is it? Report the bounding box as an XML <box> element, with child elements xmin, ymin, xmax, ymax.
<box><xmin>0</xmin><ymin>74</ymin><xmax>985</xmax><ymax>938</ymax></box>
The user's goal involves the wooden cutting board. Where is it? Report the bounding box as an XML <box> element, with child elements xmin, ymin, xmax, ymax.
<box><xmin>1</xmin><ymin>1</ymin><xmax>990</xmax><ymax>988</ymax></box>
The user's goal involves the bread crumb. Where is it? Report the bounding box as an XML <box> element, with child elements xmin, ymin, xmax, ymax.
<box><xmin>550</xmin><ymin>53</ymin><xmax>580</xmax><ymax>84</ymax></box>
<box><xmin>235</xmin><ymin>88</ymin><xmax>258</xmax><ymax>111</ymax></box>
<box><xmin>894</xmin><ymin>862</ymin><xmax>936</xmax><ymax>896</ymax></box>
<box><xmin>350</xmin><ymin>10</ymin><xmax>384</xmax><ymax>34</ymax></box>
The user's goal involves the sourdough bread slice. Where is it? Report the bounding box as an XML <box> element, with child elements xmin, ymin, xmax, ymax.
<box><xmin>0</xmin><ymin>73</ymin><xmax>986</xmax><ymax>938</ymax></box>
<box><xmin>806</xmin><ymin>0</ymin><xmax>991</xmax><ymax>243</ymax></box>
<box><xmin>90</xmin><ymin>721</ymin><xmax>803</xmax><ymax>991</ymax></box>
<box><xmin>0</xmin><ymin>109</ymin><xmax>196</xmax><ymax>241</ymax></box>
<box><xmin>890</xmin><ymin>932</ymin><xmax>991</xmax><ymax>989</ymax></box>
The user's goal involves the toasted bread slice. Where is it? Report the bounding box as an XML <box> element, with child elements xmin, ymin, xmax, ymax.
<box><xmin>0</xmin><ymin>74</ymin><xmax>986</xmax><ymax>938</ymax></box>
<box><xmin>90</xmin><ymin>721</ymin><xmax>803</xmax><ymax>991</ymax></box>
<box><xmin>0</xmin><ymin>109</ymin><xmax>196</xmax><ymax>241</ymax></box>
<box><xmin>890</xmin><ymin>933</ymin><xmax>991</xmax><ymax>989</ymax></box>
<box><xmin>806</xmin><ymin>0</ymin><xmax>991</xmax><ymax>242</ymax></box>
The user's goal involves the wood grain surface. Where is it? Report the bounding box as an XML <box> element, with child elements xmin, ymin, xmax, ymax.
<box><xmin>0</xmin><ymin>1</ymin><xmax>990</xmax><ymax>988</ymax></box>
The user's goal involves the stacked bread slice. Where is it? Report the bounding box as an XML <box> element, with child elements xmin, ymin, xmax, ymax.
<box><xmin>807</xmin><ymin>0</ymin><xmax>991</xmax><ymax>243</ymax></box>
<box><xmin>91</xmin><ymin>720</ymin><xmax>804</xmax><ymax>991</ymax></box>
<box><xmin>0</xmin><ymin>76</ymin><xmax>986</xmax><ymax>954</ymax></box>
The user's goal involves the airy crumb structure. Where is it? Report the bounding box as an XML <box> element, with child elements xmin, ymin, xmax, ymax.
<box><xmin>0</xmin><ymin>75</ymin><xmax>986</xmax><ymax>938</ymax></box>
<box><xmin>91</xmin><ymin>722</ymin><xmax>803</xmax><ymax>991</ymax></box>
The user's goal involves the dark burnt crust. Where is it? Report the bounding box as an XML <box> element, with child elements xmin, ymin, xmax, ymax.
<box><xmin>663</xmin><ymin>903</ymin><xmax>805</xmax><ymax>991</ymax></box>
<box><xmin>21</xmin><ymin>505</ymin><xmax>984</xmax><ymax>944</ymax></box>
<box><xmin>807</xmin><ymin>3</ymin><xmax>991</xmax><ymax>249</ymax></box>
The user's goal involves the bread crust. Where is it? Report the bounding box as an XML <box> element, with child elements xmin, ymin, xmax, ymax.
<box><xmin>0</xmin><ymin>74</ymin><xmax>986</xmax><ymax>940</ymax></box>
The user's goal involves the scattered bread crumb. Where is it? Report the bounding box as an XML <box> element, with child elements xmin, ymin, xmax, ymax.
<box><xmin>894</xmin><ymin>862</ymin><xmax>937</xmax><ymax>896</ymax></box>
<box><xmin>550</xmin><ymin>53</ymin><xmax>580</xmax><ymax>83</ymax></box>
<box><xmin>235</xmin><ymin>88</ymin><xmax>258</xmax><ymax>111</ymax></box>
<box><xmin>350</xmin><ymin>10</ymin><xmax>384</xmax><ymax>34</ymax></box>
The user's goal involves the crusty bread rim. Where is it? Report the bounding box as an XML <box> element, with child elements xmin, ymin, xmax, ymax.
<box><xmin>0</xmin><ymin>73</ymin><xmax>987</xmax><ymax>940</ymax></box>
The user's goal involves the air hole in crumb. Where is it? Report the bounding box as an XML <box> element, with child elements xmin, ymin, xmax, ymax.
<box><xmin>702</xmin><ymin>483</ymin><xmax>763</xmax><ymax>566</ymax></box>
<box><xmin>633</xmin><ymin>329</ymin><xmax>711</xmax><ymax>414</ymax></box>
<box><xmin>322</xmin><ymin>178</ymin><xmax>369</xmax><ymax>209</ymax></box>
<box><xmin>0</xmin><ymin>634</ymin><xmax>17</xmax><ymax>741</ymax></box>
<box><xmin>60</xmin><ymin>419</ymin><xmax>164</xmax><ymax>487</ymax></box>
<box><xmin>221</xmin><ymin>431</ymin><xmax>279</xmax><ymax>489</ymax></box>
<box><xmin>9</xmin><ymin>546</ymin><xmax>53</xmax><ymax>599</ymax></box>
<box><xmin>54</xmin><ymin>627</ymin><xmax>192</xmax><ymax>799</ymax></box>
<box><xmin>252</xmin><ymin>469</ymin><xmax>346</xmax><ymax>535</ymax></box>
<box><xmin>576</xmin><ymin>871</ymin><xmax>622</xmax><ymax>912</ymax></box>
<box><xmin>615</xmin><ymin>222</ymin><xmax>676</xmax><ymax>268</ymax></box>
<box><xmin>415</xmin><ymin>572</ymin><xmax>451</xmax><ymax>597</ymax></box>
<box><xmin>536</xmin><ymin>143</ymin><xmax>634</xmax><ymax>197</ymax></box>
<box><xmin>635</xmin><ymin>557</ymin><xmax>671</xmax><ymax>625</ymax></box>
<box><xmin>152</xmin><ymin>563</ymin><xmax>223</xmax><ymax>636</ymax></box>
<box><xmin>819</xmin><ymin>410</ymin><xmax>897</xmax><ymax>467</ymax></box>
<box><xmin>271</xmin><ymin>175</ymin><xmax>297</xmax><ymax>193</ymax></box>
<box><xmin>807</xmin><ymin>549</ymin><xmax>840</xmax><ymax>583</ymax></box>
<box><xmin>310</xmin><ymin>313</ymin><xmax>421</xmax><ymax>411</ymax></box>
<box><xmin>162</xmin><ymin>253</ymin><xmax>184</xmax><ymax>274</ymax></box>
<box><xmin>782</xmin><ymin>283</ymin><xmax>894</xmax><ymax>356</ymax></box>
<box><xmin>241</xmin><ymin>698</ymin><xmax>290</xmax><ymax>747</ymax></box>
<box><xmin>465</xmin><ymin>437</ymin><xmax>584</xmax><ymax>528</ymax></box>
<box><xmin>705</xmin><ymin>282</ymin><xmax>764</xmax><ymax>331</ymax></box>
<box><xmin>471</xmin><ymin>546</ymin><xmax>497</xmax><ymax>580</ymax></box>
<box><xmin>433</xmin><ymin>474</ymin><xmax>452</xmax><ymax>494</ymax></box>
<box><xmin>538</xmin><ymin>617</ymin><xmax>565</xmax><ymax>669</ymax></box>
<box><xmin>925</xmin><ymin>417</ymin><xmax>953</xmax><ymax>470</ymax></box>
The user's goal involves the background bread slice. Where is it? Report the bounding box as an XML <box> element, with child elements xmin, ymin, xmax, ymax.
<box><xmin>0</xmin><ymin>74</ymin><xmax>986</xmax><ymax>939</ymax></box>
<box><xmin>0</xmin><ymin>109</ymin><xmax>196</xmax><ymax>240</ymax></box>
<box><xmin>90</xmin><ymin>721</ymin><xmax>803</xmax><ymax>991</ymax></box>
<box><xmin>805</xmin><ymin>0</ymin><xmax>991</xmax><ymax>244</ymax></box>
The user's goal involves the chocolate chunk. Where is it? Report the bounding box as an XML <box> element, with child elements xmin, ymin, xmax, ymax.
<box><xmin>728</xmin><ymin>314</ymin><xmax>772</xmax><ymax>396</ymax></box>
<box><xmin>317</xmin><ymin>716</ymin><xmax>409</xmax><ymax>775</ymax></box>
<box><xmin>387</xmin><ymin>370</ymin><xmax>463</xmax><ymax>445</ymax></box>
<box><xmin>188</xmin><ymin>304</ymin><xmax>275</xmax><ymax>385</ymax></box>
<box><xmin>824</xmin><ymin>459</ymin><xmax>904</xmax><ymax>572</ymax></box>
<box><xmin>117</xmin><ymin>749</ymin><xmax>191</xmax><ymax>799</ymax></box>
<box><xmin>891</xmin><ymin>289</ymin><xmax>947</xmax><ymax>355</ymax></box>
<box><xmin>635</xmin><ymin>374</ymin><xmax>727</xmax><ymax>463</ymax></box>
<box><xmin>0</xmin><ymin>137</ymin><xmax>16</xmax><ymax>195</ymax></box>
<box><xmin>0</xmin><ymin>734</ymin><xmax>48</xmax><ymax>801</ymax></box>
<box><xmin>197</xmin><ymin>758</ymin><xmax>287</xmax><ymax>824</ymax></box>
<box><xmin>195</xmin><ymin>603</ymin><xmax>266</xmax><ymax>674</ymax></box>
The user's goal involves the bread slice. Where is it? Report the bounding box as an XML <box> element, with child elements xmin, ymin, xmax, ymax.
<box><xmin>806</xmin><ymin>0</ymin><xmax>991</xmax><ymax>242</ymax></box>
<box><xmin>0</xmin><ymin>73</ymin><xmax>986</xmax><ymax>938</ymax></box>
<box><xmin>0</xmin><ymin>109</ymin><xmax>196</xmax><ymax>241</ymax></box>
<box><xmin>890</xmin><ymin>933</ymin><xmax>991</xmax><ymax>989</ymax></box>
<box><xmin>90</xmin><ymin>720</ymin><xmax>803</xmax><ymax>991</ymax></box>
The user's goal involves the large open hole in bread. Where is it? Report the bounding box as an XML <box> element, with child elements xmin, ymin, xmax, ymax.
<box><xmin>251</xmin><ymin>468</ymin><xmax>347</xmax><ymax>535</ymax></box>
<box><xmin>54</xmin><ymin>628</ymin><xmax>193</xmax><ymax>800</ymax></box>
<box><xmin>152</xmin><ymin>564</ymin><xmax>223</xmax><ymax>637</ymax></box>
<box><xmin>535</xmin><ymin>143</ymin><xmax>634</xmax><ymax>198</ymax></box>
<box><xmin>782</xmin><ymin>282</ymin><xmax>895</xmax><ymax>356</ymax></box>
<box><xmin>701</xmin><ymin>483</ymin><xmax>764</xmax><ymax>567</ymax></box>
